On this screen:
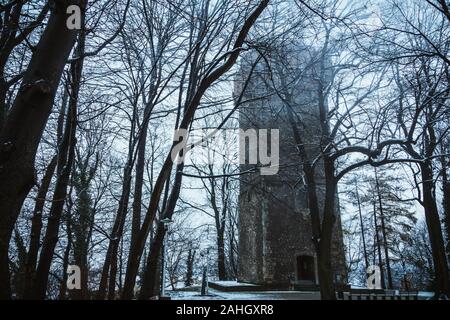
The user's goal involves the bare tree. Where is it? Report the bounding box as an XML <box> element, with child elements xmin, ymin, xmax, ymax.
<box><xmin>0</xmin><ymin>1</ymin><xmax>84</xmax><ymax>299</ymax></box>
<box><xmin>126</xmin><ymin>0</ymin><xmax>269</xmax><ymax>300</ymax></box>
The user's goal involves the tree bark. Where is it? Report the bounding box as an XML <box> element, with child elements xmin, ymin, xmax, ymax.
<box><xmin>72</xmin><ymin>157</ymin><xmax>97</xmax><ymax>300</ymax></box>
<box><xmin>0</xmin><ymin>3</ymin><xmax>49</xmax><ymax>131</ymax></box>
<box><xmin>208</xmin><ymin>164</ymin><xmax>228</xmax><ymax>281</ymax></box>
<box><xmin>355</xmin><ymin>182</ymin><xmax>369</xmax><ymax>270</ymax></box>
<box><xmin>0</xmin><ymin>0</ymin><xmax>82</xmax><ymax>299</ymax></box>
<box><xmin>31</xmin><ymin>26</ymin><xmax>86</xmax><ymax>298</ymax></box>
<box><xmin>139</xmin><ymin>163</ymin><xmax>184</xmax><ymax>299</ymax></box>
<box><xmin>22</xmin><ymin>155</ymin><xmax>57</xmax><ymax>298</ymax></box>
<box><xmin>185</xmin><ymin>248</ymin><xmax>195</xmax><ymax>286</ymax></box>
<box><xmin>441</xmin><ymin>152</ymin><xmax>450</xmax><ymax>262</ymax></box>
<box><xmin>373</xmin><ymin>200</ymin><xmax>386</xmax><ymax>289</ymax></box>
<box><xmin>130</xmin><ymin>129</ymin><xmax>147</xmax><ymax>250</ymax></box>
<box><xmin>420</xmin><ymin>162</ymin><xmax>450</xmax><ymax>296</ymax></box>
<box><xmin>317</xmin><ymin>160</ymin><xmax>337</xmax><ymax>300</ymax></box>
<box><xmin>374</xmin><ymin>170</ymin><xmax>393</xmax><ymax>289</ymax></box>
<box><xmin>96</xmin><ymin>163</ymin><xmax>133</xmax><ymax>299</ymax></box>
<box><xmin>59</xmin><ymin>203</ymin><xmax>73</xmax><ymax>300</ymax></box>
<box><xmin>217</xmin><ymin>232</ymin><xmax>227</xmax><ymax>281</ymax></box>
<box><xmin>138</xmin><ymin>224</ymin><xmax>165</xmax><ymax>299</ymax></box>
<box><xmin>32</xmin><ymin>90</ymin><xmax>77</xmax><ymax>299</ymax></box>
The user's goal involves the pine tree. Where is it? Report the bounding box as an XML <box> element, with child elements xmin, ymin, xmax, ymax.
<box><xmin>348</xmin><ymin>169</ymin><xmax>417</xmax><ymax>289</ymax></box>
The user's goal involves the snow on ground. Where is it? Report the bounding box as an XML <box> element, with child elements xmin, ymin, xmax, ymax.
<box><xmin>168</xmin><ymin>288</ymin><xmax>321</xmax><ymax>300</ymax></box>
<box><xmin>168</xmin><ymin>287</ymin><xmax>437</xmax><ymax>300</ymax></box>
<box><xmin>209</xmin><ymin>281</ymin><xmax>259</xmax><ymax>287</ymax></box>
<box><xmin>417</xmin><ymin>292</ymin><xmax>435</xmax><ymax>299</ymax></box>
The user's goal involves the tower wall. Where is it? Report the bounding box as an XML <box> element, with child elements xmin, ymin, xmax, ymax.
<box><xmin>237</xmin><ymin>44</ymin><xmax>346</xmax><ymax>287</ymax></box>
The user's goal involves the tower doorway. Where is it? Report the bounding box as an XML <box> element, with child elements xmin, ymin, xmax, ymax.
<box><xmin>296</xmin><ymin>255</ymin><xmax>315</xmax><ymax>282</ymax></box>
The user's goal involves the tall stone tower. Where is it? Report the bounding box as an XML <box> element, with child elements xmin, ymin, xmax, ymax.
<box><xmin>237</xmin><ymin>43</ymin><xmax>347</xmax><ymax>288</ymax></box>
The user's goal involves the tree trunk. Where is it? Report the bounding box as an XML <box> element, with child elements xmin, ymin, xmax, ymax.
<box><xmin>106</xmin><ymin>175</ymin><xmax>132</xmax><ymax>299</ymax></box>
<box><xmin>208</xmin><ymin>165</ymin><xmax>228</xmax><ymax>281</ymax></box>
<box><xmin>317</xmin><ymin>161</ymin><xmax>337</xmax><ymax>300</ymax></box>
<box><xmin>373</xmin><ymin>201</ymin><xmax>386</xmax><ymax>289</ymax></box>
<box><xmin>201</xmin><ymin>265</ymin><xmax>208</xmax><ymax>295</ymax></box>
<box><xmin>0</xmin><ymin>84</ymin><xmax>7</xmax><ymax>132</ymax></box>
<box><xmin>185</xmin><ymin>248</ymin><xmax>195</xmax><ymax>286</ymax></box>
<box><xmin>121</xmin><ymin>155</ymin><xmax>171</xmax><ymax>299</ymax></box>
<box><xmin>139</xmin><ymin>164</ymin><xmax>184</xmax><ymax>299</ymax></box>
<box><xmin>441</xmin><ymin>153</ymin><xmax>450</xmax><ymax>262</ymax></box>
<box><xmin>375</xmin><ymin>170</ymin><xmax>393</xmax><ymax>289</ymax></box>
<box><xmin>32</xmin><ymin>95</ymin><xmax>77</xmax><ymax>299</ymax></box>
<box><xmin>96</xmin><ymin>164</ymin><xmax>133</xmax><ymax>299</ymax></box>
<box><xmin>31</xmin><ymin>27</ymin><xmax>86</xmax><ymax>298</ymax></box>
<box><xmin>22</xmin><ymin>155</ymin><xmax>57</xmax><ymax>298</ymax></box>
<box><xmin>138</xmin><ymin>225</ymin><xmax>165</xmax><ymax>299</ymax></box>
<box><xmin>420</xmin><ymin>162</ymin><xmax>450</xmax><ymax>296</ymax></box>
<box><xmin>59</xmin><ymin>209</ymin><xmax>73</xmax><ymax>300</ymax></box>
<box><xmin>122</xmin><ymin>1</ymin><xmax>269</xmax><ymax>298</ymax></box>
<box><xmin>23</xmin><ymin>88</ymin><xmax>68</xmax><ymax>298</ymax></box>
<box><xmin>107</xmin><ymin>246</ymin><xmax>119</xmax><ymax>300</ymax></box>
<box><xmin>0</xmin><ymin>3</ymin><xmax>49</xmax><ymax>132</ymax></box>
<box><xmin>0</xmin><ymin>0</ymin><xmax>82</xmax><ymax>299</ymax></box>
<box><xmin>72</xmin><ymin>159</ymin><xmax>96</xmax><ymax>300</ymax></box>
<box><xmin>130</xmin><ymin>113</ymin><xmax>150</xmax><ymax>248</ymax></box>
<box><xmin>24</xmin><ymin>90</ymin><xmax>69</xmax><ymax>299</ymax></box>
<box><xmin>228</xmin><ymin>218</ymin><xmax>238</xmax><ymax>278</ymax></box>
<box><xmin>217</xmin><ymin>232</ymin><xmax>227</xmax><ymax>281</ymax></box>
<box><xmin>355</xmin><ymin>182</ymin><xmax>369</xmax><ymax>270</ymax></box>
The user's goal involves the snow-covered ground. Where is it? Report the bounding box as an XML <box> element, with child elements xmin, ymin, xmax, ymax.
<box><xmin>168</xmin><ymin>288</ymin><xmax>321</xmax><ymax>300</ymax></box>
<box><xmin>168</xmin><ymin>287</ymin><xmax>437</xmax><ymax>300</ymax></box>
<box><xmin>209</xmin><ymin>281</ymin><xmax>259</xmax><ymax>287</ymax></box>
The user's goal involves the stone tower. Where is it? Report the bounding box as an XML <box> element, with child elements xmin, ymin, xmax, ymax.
<box><xmin>237</xmin><ymin>43</ymin><xmax>347</xmax><ymax>288</ymax></box>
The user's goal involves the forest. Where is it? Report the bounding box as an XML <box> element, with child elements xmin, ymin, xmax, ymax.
<box><xmin>0</xmin><ymin>0</ymin><xmax>449</xmax><ymax>300</ymax></box>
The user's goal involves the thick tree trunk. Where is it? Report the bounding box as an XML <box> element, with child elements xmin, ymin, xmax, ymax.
<box><xmin>317</xmin><ymin>161</ymin><xmax>337</xmax><ymax>300</ymax></box>
<box><xmin>420</xmin><ymin>162</ymin><xmax>450</xmax><ymax>296</ymax></box>
<box><xmin>32</xmin><ymin>95</ymin><xmax>77</xmax><ymax>299</ymax></box>
<box><xmin>22</xmin><ymin>155</ymin><xmax>57</xmax><ymax>298</ymax></box>
<box><xmin>0</xmin><ymin>3</ymin><xmax>49</xmax><ymax>132</ymax></box>
<box><xmin>139</xmin><ymin>225</ymin><xmax>165</xmax><ymax>299</ymax></box>
<box><xmin>107</xmin><ymin>246</ymin><xmax>119</xmax><ymax>300</ymax></box>
<box><xmin>23</xmin><ymin>87</ymin><xmax>68</xmax><ymax>298</ymax></box>
<box><xmin>123</xmin><ymin>104</ymin><xmax>154</xmax><ymax>299</ymax></box>
<box><xmin>31</xmin><ymin>27</ymin><xmax>86</xmax><ymax>298</ymax></box>
<box><xmin>121</xmin><ymin>144</ymin><xmax>176</xmax><ymax>299</ymax></box>
<box><xmin>139</xmin><ymin>164</ymin><xmax>184</xmax><ymax>299</ymax></box>
<box><xmin>0</xmin><ymin>1</ymin><xmax>81</xmax><ymax>299</ymax></box>
<box><xmin>441</xmin><ymin>153</ymin><xmax>450</xmax><ymax>262</ymax></box>
<box><xmin>106</xmin><ymin>179</ymin><xmax>132</xmax><ymax>299</ymax></box>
